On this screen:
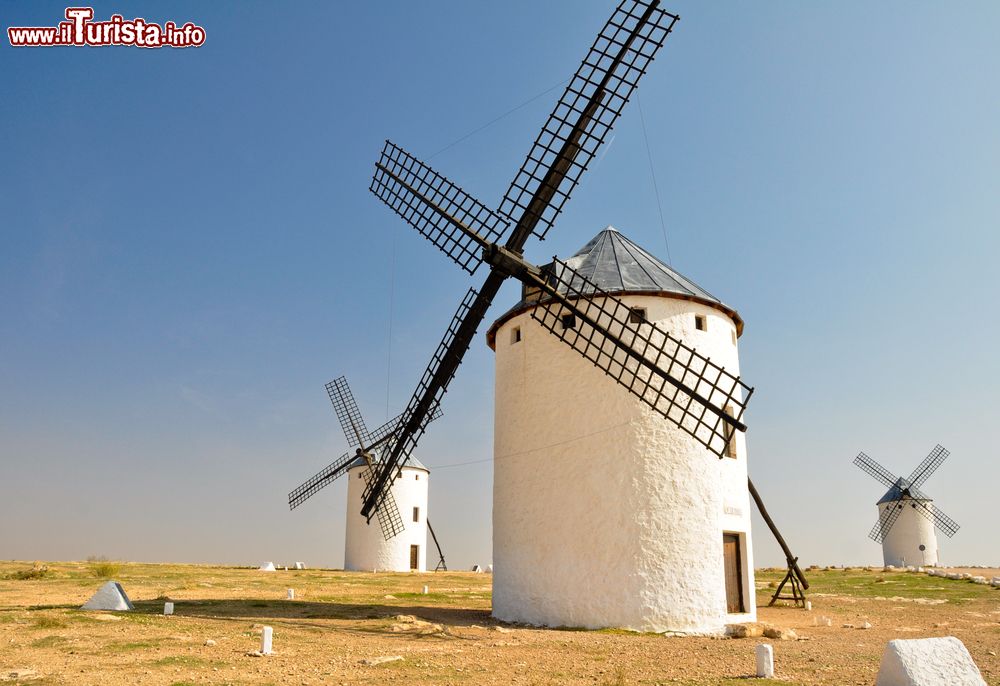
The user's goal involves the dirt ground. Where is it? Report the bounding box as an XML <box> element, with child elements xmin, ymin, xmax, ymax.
<box><xmin>1</xmin><ymin>561</ymin><xmax>997</xmax><ymax>685</ymax></box>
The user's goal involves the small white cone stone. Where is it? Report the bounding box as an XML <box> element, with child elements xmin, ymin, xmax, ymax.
<box><xmin>756</xmin><ymin>643</ymin><xmax>775</xmax><ymax>678</ymax></box>
<box><xmin>164</xmin><ymin>602</ymin><xmax>174</xmax><ymax>615</ymax></box>
<box><xmin>287</xmin><ymin>589</ymin><xmax>294</xmax><ymax>600</ymax></box>
<box><xmin>804</xmin><ymin>601</ymin><xmax>812</xmax><ymax>611</ymax></box>
<box><xmin>422</xmin><ymin>585</ymin><xmax>428</xmax><ymax>595</ymax></box>
<box><xmin>81</xmin><ymin>581</ymin><xmax>134</xmax><ymax>611</ymax></box>
<box><xmin>260</xmin><ymin>626</ymin><xmax>273</xmax><ymax>655</ymax></box>
<box><xmin>258</xmin><ymin>562</ymin><xmax>276</xmax><ymax>572</ymax></box>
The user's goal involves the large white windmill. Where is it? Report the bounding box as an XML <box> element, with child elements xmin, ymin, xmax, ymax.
<box><xmin>853</xmin><ymin>445</ymin><xmax>961</xmax><ymax>567</ymax></box>
<box><xmin>486</xmin><ymin>226</ymin><xmax>756</xmax><ymax>633</ymax></box>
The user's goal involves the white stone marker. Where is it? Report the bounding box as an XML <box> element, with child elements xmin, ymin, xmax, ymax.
<box><xmin>81</xmin><ymin>581</ymin><xmax>134</xmax><ymax>611</ymax></box>
<box><xmin>804</xmin><ymin>601</ymin><xmax>812</xmax><ymax>611</ymax></box>
<box><xmin>164</xmin><ymin>602</ymin><xmax>174</xmax><ymax>615</ymax></box>
<box><xmin>422</xmin><ymin>585</ymin><xmax>428</xmax><ymax>595</ymax></box>
<box><xmin>260</xmin><ymin>626</ymin><xmax>273</xmax><ymax>655</ymax></box>
<box><xmin>287</xmin><ymin>589</ymin><xmax>294</xmax><ymax>600</ymax></box>
<box><xmin>294</xmin><ymin>562</ymin><xmax>305</xmax><ymax>570</ymax></box>
<box><xmin>755</xmin><ymin>644</ymin><xmax>774</xmax><ymax>678</ymax></box>
<box><xmin>875</xmin><ymin>637</ymin><xmax>985</xmax><ymax>686</ymax></box>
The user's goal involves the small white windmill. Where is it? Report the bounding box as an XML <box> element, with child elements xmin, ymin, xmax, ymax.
<box><xmin>288</xmin><ymin>377</ymin><xmax>448</xmax><ymax>572</ymax></box>
<box><xmin>853</xmin><ymin>445</ymin><xmax>960</xmax><ymax>567</ymax></box>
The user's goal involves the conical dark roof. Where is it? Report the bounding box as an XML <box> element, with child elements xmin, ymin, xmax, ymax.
<box><xmin>561</xmin><ymin>226</ymin><xmax>728</xmax><ymax>304</ymax></box>
<box><xmin>487</xmin><ymin>226</ymin><xmax>742</xmax><ymax>348</ymax></box>
<box><xmin>877</xmin><ymin>477</ymin><xmax>931</xmax><ymax>505</ymax></box>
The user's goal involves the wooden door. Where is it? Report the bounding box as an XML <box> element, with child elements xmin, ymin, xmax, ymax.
<box><xmin>409</xmin><ymin>545</ymin><xmax>419</xmax><ymax>570</ymax></box>
<box><xmin>723</xmin><ymin>533</ymin><xmax>744</xmax><ymax>613</ymax></box>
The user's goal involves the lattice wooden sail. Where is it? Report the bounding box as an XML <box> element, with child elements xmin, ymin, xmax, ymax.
<box><xmin>288</xmin><ymin>375</ymin><xmax>442</xmax><ymax>539</ymax></box>
<box><xmin>854</xmin><ymin>445</ymin><xmax>960</xmax><ymax>543</ymax></box>
<box><xmin>529</xmin><ymin>258</ymin><xmax>750</xmax><ymax>457</ymax></box>
<box><xmin>359</xmin><ymin>1</ymin><xmax>744</xmax><ymax>532</ymax></box>
<box><xmin>499</xmin><ymin>1</ymin><xmax>678</xmax><ymax>240</ymax></box>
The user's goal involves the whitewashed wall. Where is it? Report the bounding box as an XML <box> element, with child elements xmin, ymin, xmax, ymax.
<box><xmin>491</xmin><ymin>294</ymin><xmax>755</xmax><ymax>634</ymax></box>
<box><xmin>880</xmin><ymin>500</ymin><xmax>939</xmax><ymax>567</ymax></box>
<box><xmin>344</xmin><ymin>463</ymin><xmax>428</xmax><ymax>572</ymax></box>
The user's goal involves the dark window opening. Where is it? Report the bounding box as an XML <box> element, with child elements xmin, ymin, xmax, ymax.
<box><xmin>511</xmin><ymin>326</ymin><xmax>521</xmax><ymax>344</ymax></box>
<box><xmin>629</xmin><ymin>307</ymin><xmax>647</xmax><ymax>324</ymax></box>
<box><xmin>412</xmin><ymin>507</ymin><xmax>419</xmax><ymax>522</ymax></box>
<box><xmin>561</xmin><ymin>313</ymin><xmax>577</xmax><ymax>330</ymax></box>
<box><xmin>695</xmin><ymin>314</ymin><xmax>707</xmax><ymax>331</ymax></box>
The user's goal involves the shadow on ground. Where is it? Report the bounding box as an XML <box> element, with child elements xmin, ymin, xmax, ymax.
<box><xmin>128</xmin><ymin>599</ymin><xmax>495</xmax><ymax>628</ymax></box>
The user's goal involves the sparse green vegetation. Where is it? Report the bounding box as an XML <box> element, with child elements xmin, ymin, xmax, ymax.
<box><xmin>88</xmin><ymin>558</ymin><xmax>121</xmax><ymax>578</ymax></box>
<box><xmin>31</xmin><ymin>635</ymin><xmax>70</xmax><ymax>648</ymax></box>
<box><xmin>5</xmin><ymin>563</ymin><xmax>50</xmax><ymax>580</ymax></box>
<box><xmin>32</xmin><ymin>616</ymin><xmax>67</xmax><ymax>629</ymax></box>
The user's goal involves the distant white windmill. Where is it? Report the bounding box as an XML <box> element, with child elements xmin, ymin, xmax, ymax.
<box><xmin>288</xmin><ymin>377</ymin><xmax>448</xmax><ymax>573</ymax></box>
<box><xmin>854</xmin><ymin>445</ymin><xmax>960</xmax><ymax>567</ymax></box>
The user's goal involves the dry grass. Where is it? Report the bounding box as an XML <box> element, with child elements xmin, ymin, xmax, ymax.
<box><xmin>0</xmin><ymin>561</ymin><xmax>997</xmax><ymax>685</ymax></box>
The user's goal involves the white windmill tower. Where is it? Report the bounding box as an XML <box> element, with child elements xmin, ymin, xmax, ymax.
<box><xmin>344</xmin><ymin>453</ymin><xmax>429</xmax><ymax>572</ymax></box>
<box><xmin>356</xmin><ymin>0</ymin><xmax>804</xmax><ymax>633</ymax></box>
<box><xmin>486</xmin><ymin>227</ymin><xmax>756</xmax><ymax>633</ymax></box>
<box><xmin>288</xmin><ymin>377</ymin><xmax>448</xmax><ymax>573</ymax></box>
<box><xmin>853</xmin><ymin>445</ymin><xmax>961</xmax><ymax>567</ymax></box>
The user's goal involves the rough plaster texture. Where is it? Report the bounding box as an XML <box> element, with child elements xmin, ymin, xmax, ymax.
<box><xmin>875</xmin><ymin>637</ymin><xmax>986</xmax><ymax>685</ymax></box>
<box><xmin>880</xmin><ymin>500</ymin><xmax>939</xmax><ymax>567</ymax></box>
<box><xmin>491</xmin><ymin>294</ymin><xmax>755</xmax><ymax>634</ymax></box>
<box><xmin>81</xmin><ymin>581</ymin><xmax>134</xmax><ymax>611</ymax></box>
<box><xmin>344</xmin><ymin>464</ymin><xmax>428</xmax><ymax>572</ymax></box>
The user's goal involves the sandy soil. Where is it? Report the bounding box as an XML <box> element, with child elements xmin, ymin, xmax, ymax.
<box><xmin>1</xmin><ymin>562</ymin><xmax>997</xmax><ymax>685</ymax></box>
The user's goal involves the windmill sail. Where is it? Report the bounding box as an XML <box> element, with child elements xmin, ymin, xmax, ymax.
<box><xmin>855</xmin><ymin>444</ymin><xmax>961</xmax><ymax>543</ymax></box>
<box><xmin>288</xmin><ymin>376</ymin><xmax>443</xmax><ymax>513</ymax></box>
<box><xmin>528</xmin><ymin>258</ymin><xmax>750</xmax><ymax>457</ymax></box>
<box><xmin>361</xmin><ymin>1</ymin><xmax>698</xmax><ymax>533</ymax></box>
<box><xmin>288</xmin><ymin>451</ymin><xmax>354</xmax><ymax>510</ymax></box>
<box><xmin>326</xmin><ymin>376</ymin><xmax>371</xmax><ymax>447</ymax></box>
<box><xmin>906</xmin><ymin>444</ymin><xmax>950</xmax><ymax>491</ymax></box>
<box><xmin>869</xmin><ymin>500</ymin><xmax>905</xmax><ymax>543</ymax></box>
<box><xmin>853</xmin><ymin>451</ymin><xmax>899</xmax><ymax>489</ymax></box>
<box><xmin>371</xmin><ymin>140</ymin><xmax>511</xmax><ymax>274</ymax></box>
<box><xmin>910</xmin><ymin>499</ymin><xmax>960</xmax><ymax>538</ymax></box>
<box><xmin>498</xmin><ymin>0</ymin><xmax>677</xmax><ymax>241</ymax></box>
<box><xmin>363</xmin><ymin>287</ymin><xmax>487</xmax><ymax>520</ymax></box>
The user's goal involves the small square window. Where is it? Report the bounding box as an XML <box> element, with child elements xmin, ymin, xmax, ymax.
<box><xmin>629</xmin><ymin>307</ymin><xmax>647</xmax><ymax>324</ymax></box>
<box><xmin>560</xmin><ymin>313</ymin><xmax>577</xmax><ymax>330</ymax></box>
<box><xmin>412</xmin><ymin>507</ymin><xmax>419</xmax><ymax>523</ymax></box>
<box><xmin>511</xmin><ymin>326</ymin><xmax>521</xmax><ymax>344</ymax></box>
<box><xmin>415</xmin><ymin>474</ymin><xmax>419</xmax><ymax>481</ymax></box>
<box><xmin>358</xmin><ymin>472</ymin><xmax>362</xmax><ymax>479</ymax></box>
<box><xmin>695</xmin><ymin>315</ymin><xmax>706</xmax><ymax>331</ymax></box>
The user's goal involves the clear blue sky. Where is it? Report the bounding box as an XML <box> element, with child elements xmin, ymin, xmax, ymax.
<box><xmin>2</xmin><ymin>1</ymin><xmax>998</xmax><ymax>570</ymax></box>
